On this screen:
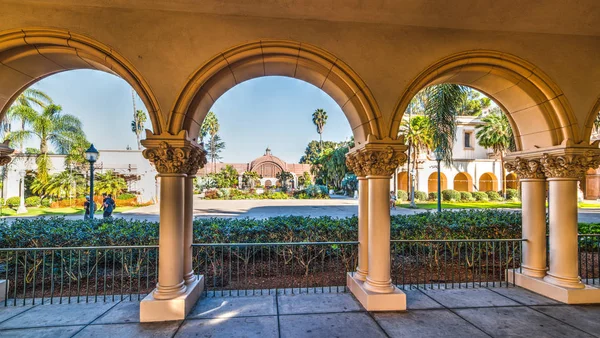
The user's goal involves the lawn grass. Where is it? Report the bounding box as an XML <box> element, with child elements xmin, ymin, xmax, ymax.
<box><xmin>0</xmin><ymin>206</ymin><xmax>136</xmax><ymax>217</ymax></box>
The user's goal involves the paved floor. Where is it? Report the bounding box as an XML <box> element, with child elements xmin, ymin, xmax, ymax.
<box><xmin>6</xmin><ymin>196</ymin><xmax>600</xmax><ymax>222</ymax></box>
<box><xmin>0</xmin><ymin>286</ymin><xmax>598</xmax><ymax>337</ymax></box>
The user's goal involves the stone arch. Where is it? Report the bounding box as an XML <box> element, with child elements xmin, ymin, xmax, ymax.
<box><xmin>582</xmin><ymin>96</ymin><xmax>600</xmax><ymax>142</ymax></box>
<box><xmin>169</xmin><ymin>40</ymin><xmax>383</xmax><ymax>145</ymax></box>
<box><xmin>453</xmin><ymin>172</ymin><xmax>473</xmax><ymax>192</ymax></box>
<box><xmin>479</xmin><ymin>172</ymin><xmax>498</xmax><ymax>192</ymax></box>
<box><xmin>0</xmin><ymin>27</ymin><xmax>165</xmax><ymax>134</ymax></box>
<box><xmin>428</xmin><ymin>172</ymin><xmax>447</xmax><ymax>194</ymax></box>
<box><xmin>390</xmin><ymin>50</ymin><xmax>579</xmax><ymax>151</ymax></box>
<box><xmin>505</xmin><ymin>173</ymin><xmax>519</xmax><ymax>190</ymax></box>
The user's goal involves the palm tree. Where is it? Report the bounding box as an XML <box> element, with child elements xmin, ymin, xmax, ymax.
<box><xmin>42</xmin><ymin>170</ymin><xmax>85</xmax><ymax>200</ymax></box>
<box><xmin>131</xmin><ymin>109</ymin><xmax>147</xmax><ymax>150</ymax></box>
<box><xmin>312</xmin><ymin>109</ymin><xmax>328</xmax><ymax>152</ymax></box>
<box><xmin>95</xmin><ymin>170</ymin><xmax>127</xmax><ymax>196</ymax></box>
<box><xmin>476</xmin><ymin>110</ymin><xmax>515</xmax><ymax>197</ymax></box>
<box><xmin>9</xmin><ymin>104</ymin><xmax>85</xmax><ymax>183</ymax></box>
<box><xmin>201</xmin><ymin>112</ymin><xmax>221</xmax><ymax>171</ymax></box>
<box><xmin>5</xmin><ymin>88</ymin><xmax>52</xmax><ymax>150</ymax></box>
<box><xmin>401</xmin><ymin>115</ymin><xmax>433</xmax><ymax>188</ymax></box>
<box><xmin>424</xmin><ymin>84</ymin><xmax>467</xmax><ymax>165</ymax></box>
<box><xmin>206</xmin><ymin>134</ymin><xmax>225</xmax><ymax>169</ymax></box>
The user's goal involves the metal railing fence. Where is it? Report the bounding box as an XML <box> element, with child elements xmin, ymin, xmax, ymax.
<box><xmin>579</xmin><ymin>234</ymin><xmax>600</xmax><ymax>285</ymax></box>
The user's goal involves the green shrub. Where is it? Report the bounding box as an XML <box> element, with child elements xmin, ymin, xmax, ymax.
<box><xmin>41</xmin><ymin>199</ymin><xmax>51</xmax><ymax>208</ymax></box>
<box><xmin>25</xmin><ymin>196</ymin><xmax>41</xmax><ymax>207</ymax></box>
<box><xmin>396</xmin><ymin>190</ymin><xmax>408</xmax><ymax>201</ymax></box>
<box><xmin>428</xmin><ymin>192</ymin><xmax>438</xmax><ymax>201</ymax></box>
<box><xmin>6</xmin><ymin>197</ymin><xmax>20</xmax><ymax>208</ymax></box>
<box><xmin>486</xmin><ymin>190</ymin><xmax>502</xmax><ymax>201</ymax></box>
<box><xmin>473</xmin><ymin>192</ymin><xmax>489</xmax><ymax>201</ymax></box>
<box><xmin>442</xmin><ymin>189</ymin><xmax>461</xmax><ymax>201</ymax></box>
<box><xmin>506</xmin><ymin>189</ymin><xmax>519</xmax><ymax>201</ymax></box>
<box><xmin>117</xmin><ymin>193</ymin><xmax>136</xmax><ymax>200</ymax></box>
<box><xmin>414</xmin><ymin>191</ymin><xmax>427</xmax><ymax>201</ymax></box>
<box><xmin>460</xmin><ymin>191</ymin><xmax>473</xmax><ymax>201</ymax></box>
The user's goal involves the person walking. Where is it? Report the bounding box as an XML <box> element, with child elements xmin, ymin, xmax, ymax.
<box><xmin>84</xmin><ymin>196</ymin><xmax>92</xmax><ymax>220</ymax></box>
<box><xmin>103</xmin><ymin>194</ymin><xmax>116</xmax><ymax>219</ymax></box>
<box><xmin>390</xmin><ymin>191</ymin><xmax>397</xmax><ymax>210</ymax></box>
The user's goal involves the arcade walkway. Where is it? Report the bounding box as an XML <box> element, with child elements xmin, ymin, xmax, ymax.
<box><xmin>0</xmin><ymin>286</ymin><xmax>597</xmax><ymax>337</ymax></box>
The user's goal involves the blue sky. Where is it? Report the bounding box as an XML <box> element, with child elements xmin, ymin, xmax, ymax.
<box><xmin>29</xmin><ymin>71</ymin><xmax>353</xmax><ymax>163</ymax></box>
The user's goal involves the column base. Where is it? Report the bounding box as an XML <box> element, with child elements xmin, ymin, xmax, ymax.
<box><xmin>140</xmin><ymin>275</ymin><xmax>204</xmax><ymax>322</ymax></box>
<box><xmin>543</xmin><ymin>273</ymin><xmax>586</xmax><ymax>289</ymax></box>
<box><xmin>508</xmin><ymin>269</ymin><xmax>600</xmax><ymax>304</ymax></box>
<box><xmin>347</xmin><ymin>272</ymin><xmax>406</xmax><ymax>311</ymax></box>
<box><xmin>0</xmin><ymin>280</ymin><xmax>7</xmax><ymax>302</ymax></box>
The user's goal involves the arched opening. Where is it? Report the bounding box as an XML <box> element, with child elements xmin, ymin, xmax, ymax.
<box><xmin>391</xmin><ymin>51</ymin><xmax>579</xmax><ymax>150</ymax></box>
<box><xmin>453</xmin><ymin>172</ymin><xmax>473</xmax><ymax>192</ymax></box>
<box><xmin>0</xmin><ymin>28</ymin><xmax>163</xmax><ymax>134</ymax></box>
<box><xmin>479</xmin><ymin>172</ymin><xmax>498</xmax><ymax>192</ymax></box>
<box><xmin>428</xmin><ymin>172</ymin><xmax>447</xmax><ymax>193</ymax></box>
<box><xmin>169</xmin><ymin>40</ymin><xmax>382</xmax><ymax>145</ymax></box>
<box><xmin>506</xmin><ymin>173</ymin><xmax>518</xmax><ymax>190</ymax></box>
<box><xmin>397</xmin><ymin>172</ymin><xmax>411</xmax><ymax>192</ymax></box>
<box><xmin>585</xmin><ymin>168</ymin><xmax>599</xmax><ymax>200</ymax></box>
<box><xmin>264</xmin><ymin>180</ymin><xmax>272</xmax><ymax>188</ymax></box>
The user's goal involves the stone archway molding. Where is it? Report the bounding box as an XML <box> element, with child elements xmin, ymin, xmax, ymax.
<box><xmin>169</xmin><ymin>40</ymin><xmax>383</xmax><ymax>145</ymax></box>
<box><xmin>582</xmin><ymin>96</ymin><xmax>600</xmax><ymax>142</ymax></box>
<box><xmin>0</xmin><ymin>27</ymin><xmax>165</xmax><ymax>134</ymax></box>
<box><xmin>390</xmin><ymin>50</ymin><xmax>578</xmax><ymax>151</ymax></box>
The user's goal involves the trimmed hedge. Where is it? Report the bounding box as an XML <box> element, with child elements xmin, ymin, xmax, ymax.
<box><xmin>414</xmin><ymin>191</ymin><xmax>427</xmax><ymax>201</ymax></box>
<box><xmin>6</xmin><ymin>197</ymin><xmax>20</xmax><ymax>208</ymax></box>
<box><xmin>25</xmin><ymin>196</ymin><xmax>41</xmax><ymax>207</ymax></box>
<box><xmin>442</xmin><ymin>189</ymin><xmax>461</xmax><ymax>201</ymax></box>
<box><xmin>460</xmin><ymin>191</ymin><xmax>473</xmax><ymax>201</ymax></box>
<box><xmin>486</xmin><ymin>190</ymin><xmax>503</xmax><ymax>201</ymax></box>
<box><xmin>397</xmin><ymin>190</ymin><xmax>408</xmax><ymax>201</ymax></box>
<box><xmin>428</xmin><ymin>192</ymin><xmax>438</xmax><ymax>201</ymax></box>
<box><xmin>506</xmin><ymin>189</ymin><xmax>519</xmax><ymax>201</ymax></box>
<box><xmin>473</xmin><ymin>192</ymin><xmax>489</xmax><ymax>201</ymax></box>
<box><xmin>0</xmin><ymin>210</ymin><xmax>526</xmax><ymax>248</ymax></box>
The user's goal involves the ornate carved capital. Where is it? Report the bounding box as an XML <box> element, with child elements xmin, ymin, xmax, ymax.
<box><xmin>0</xmin><ymin>141</ymin><xmax>14</xmax><ymax>167</ymax></box>
<box><xmin>143</xmin><ymin>141</ymin><xmax>207</xmax><ymax>175</ymax></box>
<box><xmin>0</xmin><ymin>155</ymin><xmax>11</xmax><ymax>166</ymax></box>
<box><xmin>540</xmin><ymin>151</ymin><xmax>600</xmax><ymax>179</ymax></box>
<box><xmin>504</xmin><ymin>157</ymin><xmax>545</xmax><ymax>179</ymax></box>
<box><xmin>347</xmin><ymin>146</ymin><xmax>407</xmax><ymax>177</ymax></box>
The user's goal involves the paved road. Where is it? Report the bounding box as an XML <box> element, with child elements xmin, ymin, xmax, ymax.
<box><xmin>5</xmin><ymin>196</ymin><xmax>600</xmax><ymax>222</ymax></box>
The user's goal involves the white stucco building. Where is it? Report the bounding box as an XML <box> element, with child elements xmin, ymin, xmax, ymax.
<box><xmin>1</xmin><ymin>150</ymin><xmax>158</xmax><ymax>203</ymax></box>
<box><xmin>393</xmin><ymin>116</ymin><xmax>515</xmax><ymax>195</ymax></box>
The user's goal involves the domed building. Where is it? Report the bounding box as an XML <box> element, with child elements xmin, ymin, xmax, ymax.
<box><xmin>198</xmin><ymin>147</ymin><xmax>311</xmax><ymax>188</ymax></box>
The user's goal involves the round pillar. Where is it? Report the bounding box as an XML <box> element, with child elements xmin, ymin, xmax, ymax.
<box><xmin>543</xmin><ymin>178</ymin><xmax>584</xmax><ymax>289</ymax></box>
<box><xmin>154</xmin><ymin>173</ymin><xmax>187</xmax><ymax>299</ymax></box>
<box><xmin>355</xmin><ymin>177</ymin><xmax>368</xmax><ymax>281</ymax></box>
<box><xmin>364</xmin><ymin>175</ymin><xmax>394</xmax><ymax>293</ymax></box>
<box><xmin>183</xmin><ymin>175</ymin><xmax>195</xmax><ymax>284</ymax></box>
<box><xmin>520</xmin><ymin>178</ymin><xmax>548</xmax><ymax>278</ymax></box>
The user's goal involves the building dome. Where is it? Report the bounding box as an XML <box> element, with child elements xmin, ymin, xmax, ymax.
<box><xmin>249</xmin><ymin>148</ymin><xmax>287</xmax><ymax>177</ymax></box>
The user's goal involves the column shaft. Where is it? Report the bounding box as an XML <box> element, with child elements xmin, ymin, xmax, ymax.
<box><xmin>543</xmin><ymin>178</ymin><xmax>584</xmax><ymax>289</ymax></box>
<box><xmin>183</xmin><ymin>176</ymin><xmax>195</xmax><ymax>284</ymax></box>
<box><xmin>520</xmin><ymin>179</ymin><xmax>547</xmax><ymax>277</ymax></box>
<box><xmin>355</xmin><ymin>177</ymin><xmax>368</xmax><ymax>281</ymax></box>
<box><xmin>364</xmin><ymin>175</ymin><xmax>394</xmax><ymax>293</ymax></box>
<box><xmin>155</xmin><ymin>173</ymin><xmax>187</xmax><ymax>299</ymax></box>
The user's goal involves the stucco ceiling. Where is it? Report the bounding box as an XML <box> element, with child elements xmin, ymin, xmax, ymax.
<box><xmin>9</xmin><ymin>0</ymin><xmax>600</xmax><ymax>36</ymax></box>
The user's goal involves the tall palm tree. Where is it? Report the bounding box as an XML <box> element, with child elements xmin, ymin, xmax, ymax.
<box><xmin>401</xmin><ymin>115</ymin><xmax>433</xmax><ymax>187</ymax></box>
<box><xmin>131</xmin><ymin>109</ymin><xmax>147</xmax><ymax>150</ymax></box>
<box><xmin>312</xmin><ymin>109</ymin><xmax>328</xmax><ymax>152</ymax></box>
<box><xmin>200</xmin><ymin>111</ymin><xmax>218</xmax><ymax>145</ymax></box>
<box><xmin>206</xmin><ymin>134</ymin><xmax>225</xmax><ymax>170</ymax></box>
<box><xmin>201</xmin><ymin>112</ymin><xmax>220</xmax><ymax>171</ymax></box>
<box><xmin>9</xmin><ymin>104</ymin><xmax>85</xmax><ymax>183</ymax></box>
<box><xmin>41</xmin><ymin>170</ymin><xmax>85</xmax><ymax>200</ymax></box>
<box><xmin>5</xmin><ymin>88</ymin><xmax>52</xmax><ymax>150</ymax></box>
<box><xmin>424</xmin><ymin>84</ymin><xmax>467</xmax><ymax>165</ymax></box>
<box><xmin>476</xmin><ymin>110</ymin><xmax>515</xmax><ymax>197</ymax></box>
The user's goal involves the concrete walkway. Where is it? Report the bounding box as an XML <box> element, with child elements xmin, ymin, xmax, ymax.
<box><xmin>0</xmin><ymin>286</ymin><xmax>598</xmax><ymax>337</ymax></box>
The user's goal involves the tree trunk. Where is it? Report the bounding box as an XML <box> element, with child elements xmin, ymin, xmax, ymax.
<box><xmin>501</xmin><ymin>151</ymin><xmax>506</xmax><ymax>199</ymax></box>
<box><xmin>136</xmin><ymin>132</ymin><xmax>141</xmax><ymax>150</ymax></box>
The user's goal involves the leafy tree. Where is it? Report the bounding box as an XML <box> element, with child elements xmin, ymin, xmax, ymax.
<box><xmin>423</xmin><ymin>84</ymin><xmax>468</xmax><ymax>165</ymax></box>
<box><xmin>312</xmin><ymin>109</ymin><xmax>328</xmax><ymax>152</ymax></box>
<box><xmin>400</xmin><ymin>115</ymin><xmax>433</xmax><ymax>187</ymax></box>
<box><xmin>131</xmin><ymin>109</ymin><xmax>147</xmax><ymax>150</ymax></box>
<box><xmin>218</xmin><ymin>165</ymin><xmax>239</xmax><ymax>188</ymax></box>
<box><xmin>242</xmin><ymin>171</ymin><xmax>261</xmax><ymax>189</ymax></box>
<box><xmin>206</xmin><ymin>134</ymin><xmax>225</xmax><ymax>167</ymax></box>
<box><xmin>276</xmin><ymin>170</ymin><xmax>294</xmax><ymax>192</ymax></box>
<box><xmin>341</xmin><ymin>173</ymin><xmax>358</xmax><ymax>195</ymax></box>
<box><xmin>199</xmin><ymin>111</ymin><xmax>218</xmax><ymax>145</ymax></box>
<box><xmin>297</xmin><ymin>171</ymin><xmax>312</xmax><ymax>188</ymax></box>
<box><xmin>9</xmin><ymin>104</ymin><xmax>86</xmax><ymax>183</ymax></box>
<box><xmin>4</xmin><ymin>88</ymin><xmax>52</xmax><ymax>151</ymax></box>
<box><xmin>456</xmin><ymin>88</ymin><xmax>492</xmax><ymax>116</ymax></box>
<box><xmin>321</xmin><ymin>146</ymin><xmax>350</xmax><ymax>190</ymax></box>
<box><xmin>476</xmin><ymin>109</ymin><xmax>515</xmax><ymax>197</ymax></box>
<box><xmin>95</xmin><ymin>170</ymin><xmax>127</xmax><ymax>196</ymax></box>
<box><xmin>299</xmin><ymin>140</ymin><xmax>340</xmax><ymax>164</ymax></box>
<box><xmin>65</xmin><ymin>135</ymin><xmax>91</xmax><ymax>171</ymax></box>
<box><xmin>40</xmin><ymin>170</ymin><xmax>86</xmax><ymax>199</ymax></box>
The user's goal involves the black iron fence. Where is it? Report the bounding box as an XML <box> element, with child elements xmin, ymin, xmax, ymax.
<box><xmin>579</xmin><ymin>234</ymin><xmax>600</xmax><ymax>285</ymax></box>
<box><xmin>0</xmin><ymin>246</ymin><xmax>158</xmax><ymax>306</ymax></box>
<box><xmin>391</xmin><ymin>239</ymin><xmax>524</xmax><ymax>289</ymax></box>
<box><xmin>0</xmin><ymin>235</ymin><xmax>597</xmax><ymax>305</ymax></box>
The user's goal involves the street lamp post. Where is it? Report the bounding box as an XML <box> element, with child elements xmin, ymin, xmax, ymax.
<box><xmin>433</xmin><ymin>148</ymin><xmax>443</xmax><ymax>213</ymax></box>
<box><xmin>85</xmin><ymin>144</ymin><xmax>99</xmax><ymax>220</ymax></box>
